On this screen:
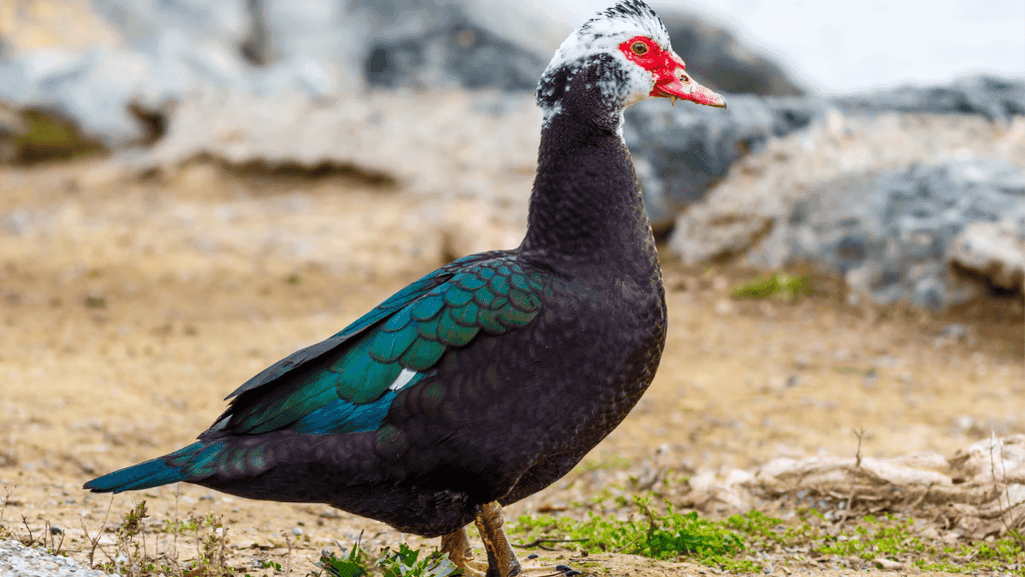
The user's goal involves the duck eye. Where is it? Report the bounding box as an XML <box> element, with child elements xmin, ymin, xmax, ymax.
<box><xmin>630</xmin><ymin>41</ymin><xmax>648</xmax><ymax>56</ymax></box>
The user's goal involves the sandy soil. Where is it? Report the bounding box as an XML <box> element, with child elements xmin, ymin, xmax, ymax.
<box><xmin>0</xmin><ymin>158</ymin><xmax>1022</xmax><ymax>576</ymax></box>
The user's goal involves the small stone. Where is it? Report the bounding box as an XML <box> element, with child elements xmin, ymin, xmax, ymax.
<box><xmin>956</xmin><ymin>415</ymin><xmax>975</xmax><ymax>431</ymax></box>
<box><xmin>320</xmin><ymin>507</ymin><xmax>341</xmax><ymax>519</ymax></box>
<box><xmin>941</xmin><ymin>323</ymin><xmax>970</xmax><ymax>340</ymax></box>
<box><xmin>874</xmin><ymin>558</ymin><xmax>904</xmax><ymax>570</ymax></box>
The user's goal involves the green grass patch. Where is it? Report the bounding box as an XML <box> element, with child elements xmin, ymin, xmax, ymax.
<box><xmin>574</xmin><ymin>453</ymin><xmax>632</xmax><ymax>473</ymax></box>
<box><xmin>319</xmin><ymin>539</ymin><xmax>462</xmax><ymax>577</ymax></box>
<box><xmin>731</xmin><ymin>273</ymin><xmax>813</xmax><ymax>300</ymax></box>
<box><xmin>512</xmin><ymin>495</ymin><xmax>1025</xmax><ymax>574</ymax></box>
<box><xmin>11</xmin><ymin>108</ymin><xmax>107</xmax><ymax>163</ymax></box>
<box><xmin>816</xmin><ymin>514</ymin><xmax>1025</xmax><ymax>574</ymax></box>
<box><xmin>513</xmin><ymin>494</ymin><xmax>769</xmax><ymax>572</ymax></box>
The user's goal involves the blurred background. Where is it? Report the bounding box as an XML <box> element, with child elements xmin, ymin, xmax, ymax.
<box><xmin>0</xmin><ymin>0</ymin><xmax>1023</xmax><ymax>572</ymax></box>
<box><xmin>556</xmin><ymin>0</ymin><xmax>1025</xmax><ymax>93</ymax></box>
<box><xmin>1</xmin><ymin>0</ymin><xmax>1021</xmax><ymax>306</ymax></box>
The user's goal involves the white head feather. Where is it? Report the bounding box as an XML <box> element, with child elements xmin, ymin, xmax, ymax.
<box><xmin>536</xmin><ymin>0</ymin><xmax>673</xmax><ymax>125</ymax></box>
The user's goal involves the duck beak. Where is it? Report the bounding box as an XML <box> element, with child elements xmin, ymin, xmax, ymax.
<box><xmin>651</xmin><ymin>51</ymin><xmax>727</xmax><ymax>109</ymax></box>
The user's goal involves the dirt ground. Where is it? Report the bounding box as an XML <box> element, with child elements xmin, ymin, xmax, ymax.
<box><xmin>0</xmin><ymin>157</ymin><xmax>1022</xmax><ymax>576</ymax></box>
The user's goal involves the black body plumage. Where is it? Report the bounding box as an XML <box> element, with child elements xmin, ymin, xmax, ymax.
<box><xmin>191</xmin><ymin>70</ymin><xmax>669</xmax><ymax>533</ymax></box>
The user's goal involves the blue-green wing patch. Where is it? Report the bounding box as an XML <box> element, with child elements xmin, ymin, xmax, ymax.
<box><xmin>217</xmin><ymin>258</ymin><xmax>545</xmax><ymax>436</ymax></box>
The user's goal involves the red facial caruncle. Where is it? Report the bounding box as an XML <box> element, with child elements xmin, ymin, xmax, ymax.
<box><xmin>618</xmin><ymin>36</ymin><xmax>726</xmax><ymax>108</ymax></box>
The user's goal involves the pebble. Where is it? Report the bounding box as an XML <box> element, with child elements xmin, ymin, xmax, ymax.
<box><xmin>320</xmin><ymin>507</ymin><xmax>341</xmax><ymax>519</ymax></box>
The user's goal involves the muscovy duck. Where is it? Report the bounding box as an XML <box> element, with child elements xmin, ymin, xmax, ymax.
<box><xmin>84</xmin><ymin>1</ymin><xmax>725</xmax><ymax>575</ymax></box>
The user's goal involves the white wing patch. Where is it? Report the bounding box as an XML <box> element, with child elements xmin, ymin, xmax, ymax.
<box><xmin>388</xmin><ymin>368</ymin><xmax>419</xmax><ymax>392</ymax></box>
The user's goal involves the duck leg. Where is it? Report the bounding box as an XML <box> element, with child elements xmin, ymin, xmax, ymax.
<box><xmin>474</xmin><ymin>501</ymin><xmax>522</xmax><ymax>577</ymax></box>
<box><xmin>440</xmin><ymin>526</ymin><xmax>488</xmax><ymax>576</ymax></box>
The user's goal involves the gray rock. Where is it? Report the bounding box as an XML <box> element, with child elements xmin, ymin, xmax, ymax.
<box><xmin>656</xmin><ymin>6</ymin><xmax>806</xmax><ymax>97</ymax></box>
<box><xmin>625</xmin><ymin>94</ymin><xmax>823</xmax><ymax>229</ymax></box>
<box><xmin>125</xmin><ymin>88</ymin><xmax>543</xmax><ymax>212</ymax></box>
<box><xmin>949</xmin><ymin>213</ymin><xmax>1025</xmax><ymax>293</ymax></box>
<box><xmin>649</xmin><ymin>76</ymin><xmax>1024</xmax><ymax>236</ymax></box>
<box><xmin>0</xmin><ymin>49</ymin><xmax>165</xmax><ymax>149</ymax></box>
<box><xmin>89</xmin><ymin>0</ymin><xmax>564</xmax><ymax>95</ymax></box>
<box><xmin>834</xmin><ymin>76</ymin><xmax>1025</xmax><ymax>124</ymax></box>
<box><xmin>745</xmin><ymin>159</ymin><xmax>1025</xmax><ymax>308</ymax></box>
<box><xmin>358</xmin><ymin>2</ymin><xmax>547</xmax><ymax>91</ymax></box>
<box><xmin>0</xmin><ymin>0</ymin><xmax>564</xmax><ymax>162</ymax></box>
<box><xmin>0</xmin><ymin>104</ymin><xmax>26</xmax><ymax>162</ymax></box>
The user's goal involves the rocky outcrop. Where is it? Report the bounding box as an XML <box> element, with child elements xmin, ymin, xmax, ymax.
<box><xmin>625</xmin><ymin>94</ymin><xmax>823</xmax><ymax>230</ymax></box>
<box><xmin>834</xmin><ymin>76</ymin><xmax>1025</xmax><ymax>124</ymax></box>
<box><xmin>750</xmin><ymin>160</ymin><xmax>1024</xmax><ymax>308</ymax></box>
<box><xmin>670</xmin><ymin>111</ymin><xmax>1025</xmax><ymax>308</ymax></box>
<box><xmin>950</xmin><ymin>215</ymin><xmax>1025</xmax><ymax>293</ymax></box>
<box><xmin>629</xmin><ymin>76</ymin><xmax>1025</xmax><ymax>231</ymax></box>
<box><xmin>0</xmin><ymin>0</ymin><xmax>565</xmax><ymax>157</ymax></box>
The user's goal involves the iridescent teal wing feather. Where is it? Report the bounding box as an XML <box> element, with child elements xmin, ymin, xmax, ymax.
<box><xmin>221</xmin><ymin>253</ymin><xmax>488</xmax><ymax>403</ymax></box>
<box><xmin>214</xmin><ymin>254</ymin><xmax>545</xmax><ymax>436</ymax></box>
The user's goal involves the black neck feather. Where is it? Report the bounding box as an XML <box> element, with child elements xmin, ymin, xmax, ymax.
<box><xmin>521</xmin><ymin>60</ymin><xmax>657</xmax><ymax>275</ymax></box>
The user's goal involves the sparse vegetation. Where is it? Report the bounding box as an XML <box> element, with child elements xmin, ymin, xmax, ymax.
<box><xmin>514</xmin><ymin>495</ymin><xmax>762</xmax><ymax>572</ymax></box>
<box><xmin>7</xmin><ymin>108</ymin><xmax>107</xmax><ymax>163</ymax></box>
<box><xmin>512</xmin><ymin>493</ymin><xmax>1025</xmax><ymax>575</ymax></box>
<box><xmin>574</xmin><ymin>453</ymin><xmax>632</xmax><ymax>473</ymax></box>
<box><xmin>317</xmin><ymin>538</ymin><xmax>462</xmax><ymax>577</ymax></box>
<box><xmin>62</xmin><ymin>502</ymin><xmax>466</xmax><ymax>577</ymax></box>
<box><xmin>0</xmin><ymin>487</ymin><xmax>13</xmax><ymax>541</ymax></box>
<box><xmin>4</xmin><ymin>477</ymin><xmax>1025</xmax><ymax>576</ymax></box>
<box><xmin>815</xmin><ymin>514</ymin><xmax>1025</xmax><ymax>574</ymax></box>
<box><xmin>80</xmin><ymin>500</ymin><xmax>236</xmax><ymax>577</ymax></box>
<box><xmin>731</xmin><ymin>272</ymin><xmax>813</xmax><ymax>300</ymax></box>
